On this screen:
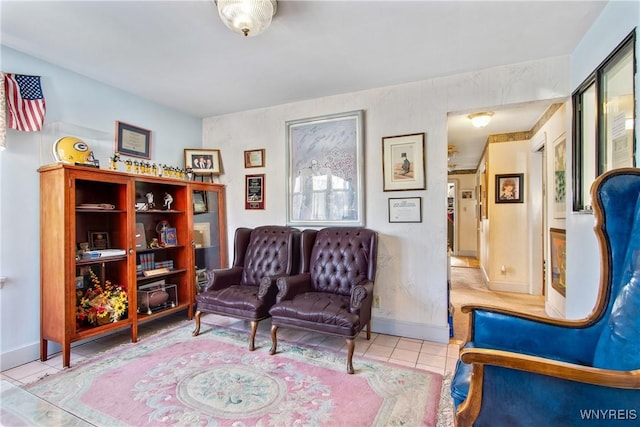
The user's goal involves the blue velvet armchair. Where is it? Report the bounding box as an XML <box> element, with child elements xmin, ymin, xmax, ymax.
<box><xmin>451</xmin><ymin>168</ymin><xmax>640</xmax><ymax>426</ymax></box>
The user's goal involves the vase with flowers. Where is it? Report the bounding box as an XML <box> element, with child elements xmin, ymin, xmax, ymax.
<box><xmin>76</xmin><ymin>270</ymin><xmax>128</xmax><ymax>326</ymax></box>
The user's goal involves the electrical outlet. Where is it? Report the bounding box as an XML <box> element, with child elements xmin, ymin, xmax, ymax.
<box><xmin>373</xmin><ymin>295</ymin><xmax>381</xmax><ymax>308</ymax></box>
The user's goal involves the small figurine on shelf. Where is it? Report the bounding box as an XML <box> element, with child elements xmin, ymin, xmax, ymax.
<box><xmin>76</xmin><ymin>242</ymin><xmax>90</xmax><ymax>260</ymax></box>
<box><xmin>149</xmin><ymin>238</ymin><xmax>160</xmax><ymax>249</ymax></box>
<box><xmin>109</xmin><ymin>154</ymin><xmax>120</xmax><ymax>171</ymax></box>
<box><xmin>125</xmin><ymin>159</ymin><xmax>133</xmax><ymax>172</ymax></box>
<box><xmin>156</xmin><ymin>220</ymin><xmax>170</xmax><ymax>246</ymax></box>
<box><xmin>133</xmin><ymin>160</ymin><xmax>140</xmax><ymax>174</ymax></box>
<box><xmin>186</xmin><ymin>167</ymin><xmax>194</xmax><ymax>181</ymax></box>
<box><xmin>163</xmin><ymin>192</ymin><xmax>173</xmax><ymax>210</ymax></box>
<box><xmin>152</xmin><ymin>163</ymin><xmax>158</xmax><ymax>176</ymax></box>
<box><xmin>145</xmin><ymin>192</ymin><xmax>155</xmax><ymax>210</ymax></box>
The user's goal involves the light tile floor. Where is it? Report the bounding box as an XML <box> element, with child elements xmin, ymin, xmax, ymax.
<box><xmin>1</xmin><ymin>312</ymin><xmax>460</xmax><ymax>387</ymax></box>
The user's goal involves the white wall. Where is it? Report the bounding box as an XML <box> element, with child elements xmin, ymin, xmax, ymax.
<box><xmin>204</xmin><ymin>56</ymin><xmax>570</xmax><ymax>342</ymax></box>
<box><xmin>448</xmin><ymin>174</ymin><xmax>477</xmax><ymax>257</ymax></box>
<box><xmin>566</xmin><ymin>2</ymin><xmax>639</xmax><ymax>319</ymax></box>
<box><xmin>486</xmin><ymin>139</ymin><xmax>531</xmax><ymax>293</ymax></box>
<box><xmin>530</xmin><ymin>104</ymin><xmax>568</xmax><ymax>316</ymax></box>
<box><xmin>0</xmin><ymin>46</ymin><xmax>202</xmax><ymax>370</ymax></box>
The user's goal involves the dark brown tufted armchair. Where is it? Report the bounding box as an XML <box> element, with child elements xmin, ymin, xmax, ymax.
<box><xmin>193</xmin><ymin>226</ymin><xmax>300</xmax><ymax>350</ymax></box>
<box><xmin>269</xmin><ymin>227</ymin><xmax>378</xmax><ymax>374</ymax></box>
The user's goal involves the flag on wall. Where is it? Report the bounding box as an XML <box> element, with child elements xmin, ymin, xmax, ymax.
<box><xmin>0</xmin><ymin>73</ymin><xmax>6</xmax><ymax>149</ymax></box>
<box><xmin>3</xmin><ymin>72</ymin><xmax>46</xmax><ymax>132</ymax></box>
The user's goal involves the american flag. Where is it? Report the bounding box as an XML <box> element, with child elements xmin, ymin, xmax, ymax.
<box><xmin>4</xmin><ymin>73</ymin><xmax>46</xmax><ymax>132</ymax></box>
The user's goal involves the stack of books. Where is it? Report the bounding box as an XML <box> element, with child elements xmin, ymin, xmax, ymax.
<box><xmin>139</xmin><ymin>253</ymin><xmax>155</xmax><ymax>272</ymax></box>
<box><xmin>154</xmin><ymin>260</ymin><xmax>174</xmax><ymax>270</ymax></box>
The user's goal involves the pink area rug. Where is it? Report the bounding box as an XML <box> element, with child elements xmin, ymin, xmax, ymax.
<box><xmin>25</xmin><ymin>321</ymin><xmax>443</xmax><ymax>426</ymax></box>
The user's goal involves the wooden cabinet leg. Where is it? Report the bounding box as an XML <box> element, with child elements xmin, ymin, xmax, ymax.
<box><xmin>40</xmin><ymin>339</ymin><xmax>48</xmax><ymax>362</ymax></box>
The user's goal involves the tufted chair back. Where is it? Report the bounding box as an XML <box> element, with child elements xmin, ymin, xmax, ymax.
<box><xmin>239</xmin><ymin>226</ymin><xmax>301</xmax><ymax>287</ymax></box>
<box><xmin>306</xmin><ymin>227</ymin><xmax>378</xmax><ymax>295</ymax></box>
<box><xmin>592</xmin><ymin>187</ymin><xmax>640</xmax><ymax>370</ymax></box>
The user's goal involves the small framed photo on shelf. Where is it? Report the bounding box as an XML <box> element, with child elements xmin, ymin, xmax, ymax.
<box><xmin>164</xmin><ymin>228</ymin><xmax>178</xmax><ymax>246</ymax></box>
<box><xmin>192</xmin><ymin>191</ymin><xmax>208</xmax><ymax>214</ymax></box>
<box><xmin>388</xmin><ymin>197</ymin><xmax>422</xmax><ymax>223</ymax></box>
<box><xmin>245</xmin><ymin>174</ymin><xmax>265</xmax><ymax>210</ymax></box>
<box><xmin>115</xmin><ymin>121</ymin><xmax>151</xmax><ymax>159</ymax></box>
<box><xmin>184</xmin><ymin>149</ymin><xmax>222</xmax><ymax>175</ymax></box>
<box><xmin>244</xmin><ymin>149</ymin><xmax>265</xmax><ymax>168</ymax></box>
<box><xmin>89</xmin><ymin>231</ymin><xmax>110</xmax><ymax>250</ymax></box>
<box><xmin>75</xmin><ymin>276</ymin><xmax>85</xmax><ymax>289</ymax></box>
<box><xmin>495</xmin><ymin>173</ymin><xmax>524</xmax><ymax>203</ymax></box>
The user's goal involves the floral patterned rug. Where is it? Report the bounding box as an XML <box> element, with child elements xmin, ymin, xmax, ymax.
<box><xmin>25</xmin><ymin>322</ymin><xmax>443</xmax><ymax>426</ymax></box>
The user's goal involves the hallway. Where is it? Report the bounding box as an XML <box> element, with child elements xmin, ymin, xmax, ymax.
<box><xmin>449</xmin><ymin>256</ymin><xmax>547</xmax><ymax>343</ymax></box>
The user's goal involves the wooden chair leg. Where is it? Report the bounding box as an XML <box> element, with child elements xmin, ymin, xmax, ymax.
<box><xmin>366</xmin><ymin>320</ymin><xmax>371</xmax><ymax>340</ymax></box>
<box><xmin>192</xmin><ymin>310</ymin><xmax>202</xmax><ymax>337</ymax></box>
<box><xmin>249</xmin><ymin>321</ymin><xmax>258</xmax><ymax>351</ymax></box>
<box><xmin>269</xmin><ymin>324</ymin><xmax>278</xmax><ymax>355</ymax></box>
<box><xmin>346</xmin><ymin>338</ymin><xmax>355</xmax><ymax>374</ymax></box>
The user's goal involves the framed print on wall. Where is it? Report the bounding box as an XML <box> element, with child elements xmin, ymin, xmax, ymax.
<box><xmin>553</xmin><ymin>135</ymin><xmax>567</xmax><ymax>218</ymax></box>
<box><xmin>184</xmin><ymin>149</ymin><xmax>222</xmax><ymax>175</ymax></box>
<box><xmin>244</xmin><ymin>149</ymin><xmax>265</xmax><ymax>168</ymax></box>
<box><xmin>388</xmin><ymin>197</ymin><xmax>422</xmax><ymax>223</ymax></box>
<box><xmin>246</xmin><ymin>174</ymin><xmax>265</xmax><ymax>210</ymax></box>
<box><xmin>549</xmin><ymin>228</ymin><xmax>566</xmax><ymax>296</ymax></box>
<box><xmin>495</xmin><ymin>173</ymin><xmax>524</xmax><ymax>203</ymax></box>
<box><xmin>382</xmin><ymin>132</ymin><xmax>426</xmax><ymax>191</ymax></box>
<box><xmin>115</xmin><ymin>121</ymin><xmax>151</xmax><ymax>159</ymax></box>
<box><xmin>286</xmin><ymin>110</ymin><xmax>365</xmax><ymax>227</ymax></box>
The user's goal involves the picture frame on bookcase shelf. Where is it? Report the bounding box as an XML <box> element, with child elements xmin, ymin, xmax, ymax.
<box><xmin>184</xmin><ymin>149</ymin><xmax>222</xmax><ymax>175</ymax></box>
<box><xmin>164</xmin><ymin>228</ymin><xmax>178</xmax><ymax>246</ymax></box>
<box><xmin>193</xmin><ymin>191</ymin><xmax>208</xmax><ymax>214</ymax></box>
<box><xmin>89</xmin><ymin>231</ymin><xmax>110</xmax><ymax>250</ymax></box>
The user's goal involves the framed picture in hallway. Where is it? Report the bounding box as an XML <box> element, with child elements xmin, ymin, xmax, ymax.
<box><xmin>495</xmin><ymin>173</ymin><xmax>524</xmax><ymax>203</ymax></box>
<box><xmin>382</xmin><ymin>132</ymin><xmax>426</xmax><ymax>191</ymax></box>
<box><xmin>549</xmin><ymin>228</ymin><xmax>566</xmax><ymax>297</ymax></box>
<box><xmin>553</xmin><ymin>136</ymin><xmax>567</xmax><ymax>218</ymax></box>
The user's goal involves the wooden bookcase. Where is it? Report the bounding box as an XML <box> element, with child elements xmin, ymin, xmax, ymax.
<box><xmin>38</xmin><ymin>164</ymin><xmax>227</xmax><ymax>367</ymax></box>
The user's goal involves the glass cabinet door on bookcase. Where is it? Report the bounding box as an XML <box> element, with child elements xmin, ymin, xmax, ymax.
<box><xmin>134</xmin><ymin>179</ymin><xmax>191</xmax><ymax>318</ymax></box>
<box><xmin>74</xmin><ymin>178</ymin><xmax>131</xmax><ymax>335</ymax></box>
<box><xmin>190</xmin><ymin>182</ymin><xmax>228</xmax><ymax>294</ymax></box>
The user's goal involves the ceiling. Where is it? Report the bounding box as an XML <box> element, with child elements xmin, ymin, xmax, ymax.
<box><xmin>1</xmin><ymin>1</ymin><xmax>607</xmax><ymax>171</ymax></box>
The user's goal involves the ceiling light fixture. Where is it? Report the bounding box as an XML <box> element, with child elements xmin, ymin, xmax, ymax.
<box><xmin>217</xmin><ymin>0</ymin><xmax>277</xmax><ymax>37</ymax></box>
<box><xmin>468</xmin><ymin>112</ymin><xmax>494</xmax><ymax>128</ymax></box>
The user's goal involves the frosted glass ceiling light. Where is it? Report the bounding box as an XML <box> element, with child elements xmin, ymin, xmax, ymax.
<box><xmin>217</xmin><ymin>0</ymin><xmax>277</xmax><ymax>37</ymax></box>
<box><xmin>468</xmin><ymin>112</ymin><xmax>494</xmax><ymax>128</ymax></box>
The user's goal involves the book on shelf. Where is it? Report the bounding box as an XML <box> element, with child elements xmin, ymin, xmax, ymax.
<box><xmin>82</xmin><ymin>249</ymin><xmax>126</xmax><ymax>259</ymax></box>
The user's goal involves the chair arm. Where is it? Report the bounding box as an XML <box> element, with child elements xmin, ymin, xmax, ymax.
<box><xmin>460</xmin><ymin>348</ymin><xmax>640</xmax><ymax>389</ymax></box>
<box><xmin>461</xmin><ymin>304</ymin><xmax>602</xmax><ymax>365</ymax></box>
<box><xmin>275</xmin><ymin>273</ymin><xmax>312</xmax><ymax>302</ymax></box>
<box><xmin>456</xmin><ymin>348</ymin><xmax>640</xmax><ymax>426</ymax></box>
<box><xmin>202</xmin><ymin>267</ymin><xmax>243</xmax><ymax>293</ymax></box>
<box><xmin>257</xmin><ymin>274</ymin><xmax>287</xmax><ymax>300</ymax></box>
<box><xmin>350</xmin><ymin>281</ymin><xmax>374</xmax><ymax>312</ymax></box>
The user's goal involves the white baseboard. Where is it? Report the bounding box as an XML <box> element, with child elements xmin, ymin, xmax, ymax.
<box><xmin>488</xmin><ymin>280</ymin><xmax>530</xmax><ymax>294</ymax></box>
<box><xmin>372</xmin><ymin>317</ymin><xmax>449</xmax><ymax>343</ymax></box>
<box><xmin>455</xmin><ymin>250</ymin><xmax>477</xmax><ymax>257</ymax></box>
<box><xmin>1</xmin><ymin>342</ymin><xmax>44</xmax><ymax>372</ymax></box>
